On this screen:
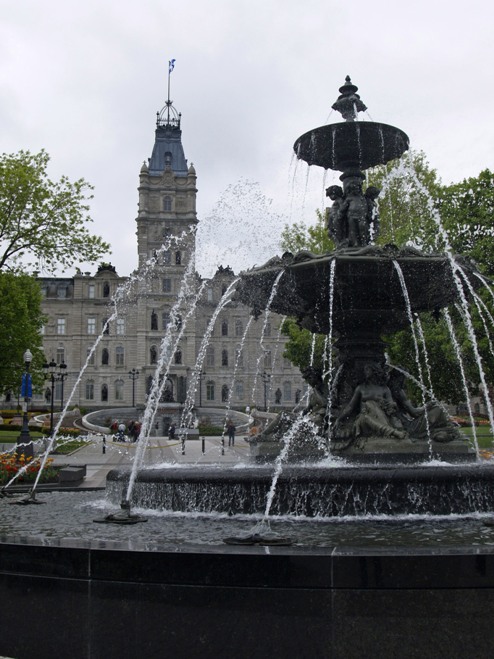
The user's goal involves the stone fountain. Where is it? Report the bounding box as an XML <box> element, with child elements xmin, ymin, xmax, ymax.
<box><xmin>236</xmin><ymin>75</ymin><xmax>482</xmax><ymax>463</ymax></box>
<box><xmin>2</xmin><ymin>77</ymin><xmax>494</xmax><ymax>658</ymax></box>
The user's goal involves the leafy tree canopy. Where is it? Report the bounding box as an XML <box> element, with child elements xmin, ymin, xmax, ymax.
<box><xmin>0</xmin><ymin>150</ymin><xmax>110</xmax><ymax>274</ymax></box>
<box><xmin>0</xmin><ymin>272</ymin><xmax>45</xmax><ymax>394</ymax></box>
<box><xmin>439</xmin><ymin>169</ymin><xmax>494</xmax><ymax>274</ymax></box>
<box><xmin>280</xmin><ymin>210</ymin><xmax>334</xmax><ymax>254</ymax></box>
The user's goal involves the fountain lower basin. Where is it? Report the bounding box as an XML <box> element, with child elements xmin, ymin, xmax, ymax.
<box><xmin>2</xmin><ymin>485</ymin><xmax>494</xmax><ymax>658</ymax></box>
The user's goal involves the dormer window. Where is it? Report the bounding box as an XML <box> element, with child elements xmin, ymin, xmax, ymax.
<box><xmin>164</xmin><ymin>151</ymin><xmax>172</xmax><ymax>167</ymax></box>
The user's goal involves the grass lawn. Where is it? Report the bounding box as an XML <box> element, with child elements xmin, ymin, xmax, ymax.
<box><xmin>461</xmin><ymin>426</ymin><xmax>494</xmax><ymax>449</ymax></box>
<box><xmin>0</xmin><ymin>429</ymin><xmax>46</xmax><ymax>443</ymax></box>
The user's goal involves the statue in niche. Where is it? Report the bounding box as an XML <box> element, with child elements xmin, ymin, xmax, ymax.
<box><xmin>387</xmin><ymin>368</ymin><xmax>460</xmax><ymax>443</ymax></box>
<box><xmin>162</xmin><ymin>378</ymin><xmax>174</xmax><ymax>403</ymax></box>
<box><xmin>335</xmin><ymin>362</ymin><xmax>407</xmax><ymax>440</ymax></box>
<box><xmin>326</xmin><ymin>181</ymin><xmax>381</xmax><ymax>248</ymax></box>
<box><xmin>275</xmin><ymin>388</ymin><xmax>282</xmax><ymax>404</ymax></box>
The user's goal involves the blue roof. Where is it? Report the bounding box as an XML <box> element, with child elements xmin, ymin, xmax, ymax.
<box><xmin>148</xmin><ymin>123</ymin><xmax>188</xmax><ymax>176</ymax></box>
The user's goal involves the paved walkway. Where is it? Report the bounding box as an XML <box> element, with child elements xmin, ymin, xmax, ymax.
<box><xmin>50</xmin><ymin>434</ymin><xmax>251</xmax><ymax>488</ymax></box>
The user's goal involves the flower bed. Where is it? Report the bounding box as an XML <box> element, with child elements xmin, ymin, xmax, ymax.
<box><xmin>0</xmin><ymin>452</ymin><xmax>59</xmax><ymax>485</ymax></box>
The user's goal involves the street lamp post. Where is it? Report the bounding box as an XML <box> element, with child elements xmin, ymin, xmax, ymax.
<box><xmin>262</xmin><ymin>371</ymin><xmax>271</xmax><ymax>412</ymax></box>
<box><xmin>43</xmin><ymin>360</ymin><xmax>68</xmax><ymax>435</ymax></box>
<box><xmin>17</xmin><ymin>349</ymin><xmax>33</xmax><ymax>459</ymax></box>
<box><xmin>59</xmin><ymin>361</ymin><xmax>67</xmax><ymax>411</ymax></box>
<box><xmin>128</xmin><ymin>368</ymin><xmax>139</xmax><ymax>407</ymax></box>
<box><xmin>198</xmin><ymin>370</ymin><xmax>206</xmax><ymax>407</ymax></box>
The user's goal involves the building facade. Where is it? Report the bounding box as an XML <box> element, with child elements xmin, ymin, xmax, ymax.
<box><xmin>36</xmin><ymin>99</ymin><xmax>306</xmax><ymax>413</ymax></box>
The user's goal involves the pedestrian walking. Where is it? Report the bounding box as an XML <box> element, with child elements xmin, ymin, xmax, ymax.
<box><xmin>227</xmin><ymin>420</ymin><xmax>236</xmax><ymax>447</ymax></box>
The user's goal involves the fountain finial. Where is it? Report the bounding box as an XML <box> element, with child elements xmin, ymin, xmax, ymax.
<box><xmin>332</xmin><ymin>75</ymin><xmax>367</xmax><ymax>121</ymax></box>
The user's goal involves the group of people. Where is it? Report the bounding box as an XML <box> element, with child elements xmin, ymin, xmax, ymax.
<box><xmin>111</xmin><ymin>419</ymin><xmax>142</xmax><ymax>443</ymax></box>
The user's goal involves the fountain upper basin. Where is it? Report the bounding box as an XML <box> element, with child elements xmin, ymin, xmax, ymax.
<box><xmin>236</xmin><ymin>247</ymin><xmax>482</xmax><ymax>335</ymax></box>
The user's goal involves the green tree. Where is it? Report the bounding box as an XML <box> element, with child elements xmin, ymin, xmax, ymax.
<box><xmin>280</xmin><ymin>210</ymin><xmax>334</xmax><ymax>254</ymax></box>
<box><xmin>0</xmin><ymin>150</ymin><xmax>110</xmax><ymax>273</ymax></box>
<box><xmin>0</xmin><ymin>272</ymin><xmax>45</xmax><ymax>395</ymax></box>
<box><xmin>280</xmin><ymin>318</ymin><xmax>326</xmax><ymax>373</ymax></box>
<box><xmin>367</xmin><ymin>149</ymin><xmax>443</xmax><ymax>249</ymax></box>
<box><xmin>439</xmin><ymin>169</ymin><xmax>494</xmax><ymax>274</ymax></box>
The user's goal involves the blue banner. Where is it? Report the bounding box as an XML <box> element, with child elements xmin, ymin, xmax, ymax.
<box><xmin>21</xmin><ymin>373</ymin><xmax>32</xmax><ymax>398</ymax></box>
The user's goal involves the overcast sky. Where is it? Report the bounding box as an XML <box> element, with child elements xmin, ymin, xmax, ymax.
<box><xmin>1</xmin><ymin>0</ymin><xmax>493</xmax><ymax>278</ymax></box>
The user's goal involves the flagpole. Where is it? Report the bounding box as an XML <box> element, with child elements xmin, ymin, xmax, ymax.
<box><xmin>167</xmin><ymin>66</ymin><xmax>171</xmax><ymax>123</ymax></box>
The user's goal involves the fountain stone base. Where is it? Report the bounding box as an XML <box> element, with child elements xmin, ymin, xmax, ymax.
<box><xmin>107</xmin><ymin>462</ymin><xmax>494</xmax><ymax>517</ymax></box>
<box><xmin>249</xmin><ymin>435</ymin><xmax>476</xmax><ymax>464</ymax></box>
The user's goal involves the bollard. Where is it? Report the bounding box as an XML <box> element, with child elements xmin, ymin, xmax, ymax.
<box><xmin>221</xmin><ymin>435</ymin><xmax>225</xmax><ymax>456</ymax></box>
<box><xmin>201</xmin><ymin>436</ymin><xmax>205</xmax><ymax>454</ymax></box>
<box><xmin>181</xmin><ymin>435</ymin><xmax>185</xmax><ymax>455</ymax></box>
<box><xmin>102</xmin><ymin>437</ymin><xmax>106</xmax><ymax>454</ymax></box>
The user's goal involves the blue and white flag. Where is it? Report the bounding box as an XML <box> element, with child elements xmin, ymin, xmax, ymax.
<box><xmin>168</xmin><ymin>59</ymin><xmax>176</xmax><ymax>73</ymax></box>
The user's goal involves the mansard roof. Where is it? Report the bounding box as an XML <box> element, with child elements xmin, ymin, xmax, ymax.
<box><xmin>148</xmin><ymin>103</ymin><xmax>189</xmax><ymax>177</ymax></box>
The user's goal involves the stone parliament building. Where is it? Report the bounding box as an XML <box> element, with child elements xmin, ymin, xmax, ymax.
<box><xmin>34</xmin><ymin>98</ymin><xmax>306</xmax><ymax>414</ymax></box>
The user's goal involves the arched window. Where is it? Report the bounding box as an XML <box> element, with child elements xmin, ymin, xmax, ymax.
<box><xmin>221</xmin><ymin>349</ymin><xmax>228</xmax><ymax>367</ymax></box>
<box><xmin>115</xmin><ymin>346</ymin><xmax>124</xmax><ymax>366</ymax></box>
<box><xmin>162</xmin><ymin>312</ymin><xmax>170</xmax><ymax>330</ymax></box>
<box><xmin>150</xmin><ymin>345</ymin><xmax>158</xmax><ymax>364</ymax></box>
<box><xmin>151</xmin><ymin>310</ymin><xmax>158</xmax><ymax>330</ymax></box>
<box><xmin>221</xmin><ymin>384</ymin><xmax>229</xmax><ymax>402</ymax></box>
<box><xmin>206</xmin><ymin>380</ymin><xmax>215</xmax><ymax>401</ymax></box>
<box><xmin>102</xmin><ymin>348</ymin><xmax>109</xmax><ymax>365</ymax></box>
<box><xmin>174</xmin><ymin>348</ymin><xmax>182</xmax><ymax>365</ymax></box>
<box><xmin>175</xmin><ymin>314</ymin><xmax>182</xmax><ymax>330</ymax></box>
<box><xmin>175</xmin><ymin>251</ymin><xmax>181</xmax><ymax>265</ymax></box>
<box><xmin>206</xmin><ymin>345</ymin><xmax>215</xmax><ymax>367</ymax></box>
<box><xmin>102</xmin><ymin>318</ymin><xmax>110</xmax><ymax>335</ymax></box>
<box><xmin>235</xmin><ymin>319</ymin><xmax>243</xmax><ymax>337</ymax></box>
<box><xmin>85</xmin><ymin>380</ymin><xmax>94</xmax><ymax>400</ymax></box>
<box><xmin>235</xmin><ymin>346</ymin><xmax>244</xmax><ymax>367</ymax></box>
<box><xmin>115</xmin><ymin>379</ymin><xmax>124</xmax><ymax>401</ymax></box>
<box><xmin>101</xmin><ymin>384</ymin><xmax>108</xmax><ymax>402</ymax></box>
<box><xmin>163</xmin><ymin>196</ymin><xmax>172</xmax><ymax>211</ymax></box>
<box><xmin>221</xmin><ymin>320</ymin><xmax>228</xmax><ymax>336</ymax></box>
<box><xmin>163</xmin><ymin>251</ymin><xmax>171</xmax><ymax>264</ymax></box>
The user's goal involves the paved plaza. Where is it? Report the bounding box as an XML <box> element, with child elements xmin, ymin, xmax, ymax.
<box><xmin>49</xmin><ymin>433</ymin><xmax>251</xmax><ymax>488</ymax></box>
